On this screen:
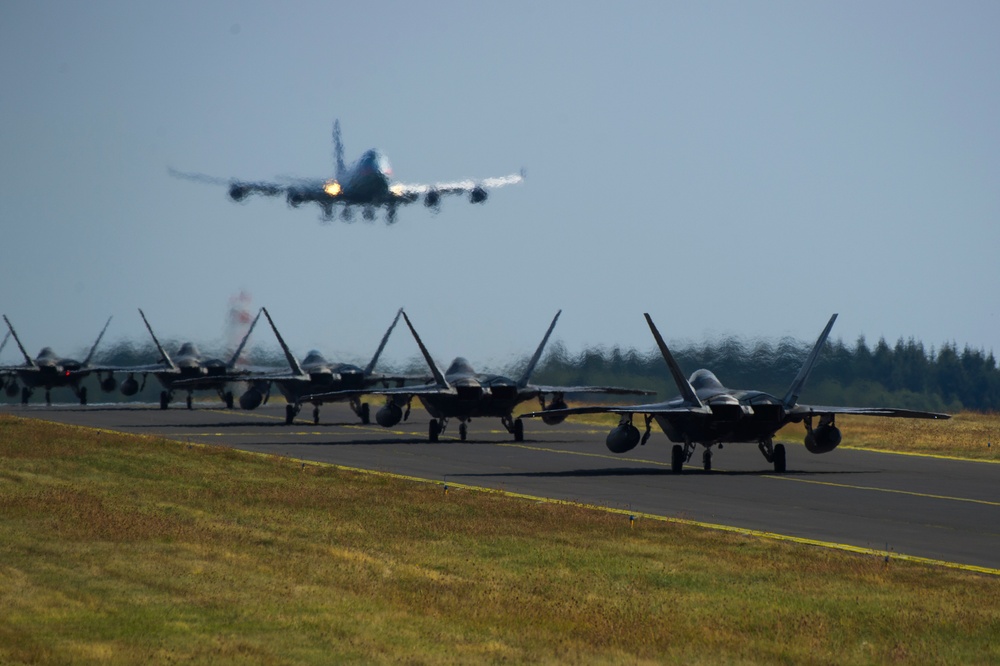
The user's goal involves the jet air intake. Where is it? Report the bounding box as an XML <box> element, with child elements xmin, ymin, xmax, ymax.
<box><xmin>376</xmin><ymin>402</ymin><xmax>403</xmax><ymax>427</ymax></box>
<box><xmin>804</xmin><ymin>424</ymin><xmax>842</xmax><ymax>454</ymax></box>
<box><xmin>541</xmin><ymin>398</ymin><xmax>568</xmax><ymax>425</ymax></box>
<box><xmin>606</xmin><ymin>423</ymin><xmax>641</xmax><ymax>454</ymax></box>
<box><xmin>240</xmin><ymin>386</ymin><xmax>265</xmax><ymax>411</ymax></box>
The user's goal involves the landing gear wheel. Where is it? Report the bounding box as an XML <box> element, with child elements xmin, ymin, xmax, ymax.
<box><xmin>513</xmin><ymin>418</ymin><xmax>524</xmax><ymax>442</ymax></box>
<box><xmin>671</xmin><ymin>445</ymin><xmax>684</xmax><ymax>474</ymax></box>
<box><xmin>45</xmin><ymin>389</ymin><xmax>52</xmax><ymax>406</ymax></box>
<box><xmin>702</xmin><ymin>449</ymin><xmax>712</xmax><ymax>472</ymax></box>
<box><xmin>459</xmin><ymin>422</ymin><xmax>468</xmax><ymax>441</ymax></box>
<box><xmin>160</xmin><ymin>391</ymin><xmax>170</xmax><ymax>410</ymax></box>
<box><xmin>773</xmin><ymin>443</ymin><xmax>787</xmax><ymax>473</ymax></box>
<box><xmin>285</xmin><ymin>404</ymin><xmax>296</xmax><ymax>425</ymax></box>
<box><xmin>224</xmin><ymin>391</ymin><xmax>234</xmax><ymax>409</ymax></box>
<box><xmin>360</xmin><ymin>402</ymin><xmax>370</xmax><ymax>424</ymax></box>
<box><xmin>429</xmin><ymin>419</ymin><xmax>441</xmax><ymax>443</ymax></box>
<box><xmin>313</xmin><ymin>407</ymin><xmax>320</xmax><ymax>425</ymax></box>
<box><xmin>186</xmin><ymin>394</ymin><xmax>193</xmax><ymax>410</ymax></box>
<box><xmin>21</xmin><ymin>387</ymin><xmax>31</xmax><ymax>405</ymax></box>
<box><xmin>79</xmin><ymin>387</ymin><xmax>88</xmax><ymax>406</ymax></box>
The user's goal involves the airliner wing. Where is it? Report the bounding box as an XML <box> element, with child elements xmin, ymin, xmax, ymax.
<box><xmin>391</xmin><ymin>171</ymin><xmax>524</xmax><ymax>201</ymax></box>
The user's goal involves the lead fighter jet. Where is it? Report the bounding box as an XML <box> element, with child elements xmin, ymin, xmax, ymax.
<box><xmin>521</xmin><ymin>313</ymin><xmax>950</xmax><ymax>473</ymax></box>
<box><xmin>171</xmin><ymin>120</ymin><xmax>523</xmax><ymax>224</ymax></box>
<box><xmin>302</xmin><ymin>310</ymin><xmax>655</xmax><ymax>442</ymax></box>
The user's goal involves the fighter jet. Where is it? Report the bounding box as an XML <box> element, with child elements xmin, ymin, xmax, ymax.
<box><xmin>1</xmin><ymin>315</ymin><xmax>122</xmax><ymax>405</ymax></box>
<box><xmin>235</xmin><ymin>307</ymin><xmax>428</xmax><ymax>425</ymax></box>
<box><xmin>302</xmin><ymin>310</ymin><xmax>655</xmax><ymax>442</ymax></box>
<box><xmin>130</xmin><ymin>308</ymin><xmax>263</xmax><ymax>409</ymax></box>
<box><xmin>521</xmin><ymin>313</ymin><xmax>950</xmax><ymax>473</ymax></box>
<box><xmin>171</xmin><ymin>120</ymin><xmax>523</xmax><ymax>224</ymax></box>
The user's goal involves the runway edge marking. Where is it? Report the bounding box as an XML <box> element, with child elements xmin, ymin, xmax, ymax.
<box><xmin>30</xmin><ymin>417</ymin><xmax>1000</xmax><ymax>578</ymax></box>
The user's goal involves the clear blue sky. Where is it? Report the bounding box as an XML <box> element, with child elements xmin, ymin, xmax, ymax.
<box><xmin>2</xmin><ymin>1</ymin><xmax>998</xmax><ymax>371</ymax></box>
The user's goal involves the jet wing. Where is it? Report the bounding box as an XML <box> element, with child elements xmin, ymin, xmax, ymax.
<box><xmin>527</xmin><ymin>384</ymin><xmax>656</xmax><ymax>396</ymax></box>
<box><xmin>521</xmin><ymin>402</ymin><xmax>711</xmax><ymax>419</ymax></box>
<box><xmin>391</xmin><ymin>172</ymin><xmax>524</xmax><ymax>200</ymax></box>
<box><xmin>789</xmin><ymin>405</ymin><xmax>950</xmax><ymax>420</ymax></box>
<box><xmin>299</xmin><ymin>383</ymin><xmax>450</xmax><ymax>405</ymax></box>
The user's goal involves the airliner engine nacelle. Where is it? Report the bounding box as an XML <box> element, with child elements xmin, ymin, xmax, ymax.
<box><xmin>239</xmin><ymin>387</ymin><xmax>264</xmax><ymax>411</ymax></box>
<box><xmin>120</xmin><ymin>376</ymin><xmax>140</xmax><ymax>396</ymax></box>
<box><xmin>286</xmin><ymin>190</ymin><xmax>304</xmax><ymax>207</ymax></box>
<box><xmin>606</xmin><ymin>423</ymin><xmax>641</xmax><ymax>454</ymax></box>
<box><xmin>424</xmin><ymin>190</ymin><xmax>440</xmax><ymax>208</ymax></box>
<box><xmin>100</xmin><ymin>376</ymin><xmax>117</xmax><ymax>392</ymax></box>
<box><xmin>804</xmin><ymin>424</ymin><xmax>842</xmax><ymax>454</ymax></box>
<box><xmin>376</xmin><ymin>402</ymin><xmax>403</xmax><ymax>428</ymax></box>
<box><xmin>469</xmin><ymin>186</ymin><xmax>488</xmax><ymax>204</ymax></box>
<box><xmin>541</xmin><ymin>398</ymin><xmax>569</xmax><ymax>425</ymax></box>
<box><xmin>229</xmin><ymin>184</ymin><xmax>248</xmax><ymax>201</ymax></box>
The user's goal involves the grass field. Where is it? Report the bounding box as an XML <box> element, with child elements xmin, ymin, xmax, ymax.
<box><xmin>1</xmin><ymin>414</ymin><xmax>998</xmax><ymax>664</ymax></box>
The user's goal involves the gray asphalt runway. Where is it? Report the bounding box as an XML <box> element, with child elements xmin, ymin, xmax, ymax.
<box><xmin>4</xmin><ymin>401</ymin><xmax>998</xmax><ymax>573</ymax></box>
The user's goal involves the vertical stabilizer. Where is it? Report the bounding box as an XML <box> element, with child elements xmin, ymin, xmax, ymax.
<box><xmin>782</xmin><ymin>313</ymin><xmax>838</xmax><ymax>409</ymax></box>
<box><xmin>82</xmin><ymin>316</ymin><xmax>113</xmax><ymax>367</ymax></box>
<box><xmin>226</xmin><ymin>308</ymin><xmax>262</xmax><ymax>369</ymax></box>
<box><xmin>3</xmin><ymin>316</ymin><xmax>36</xmax><ymax>367</ymax></box>
<box><xmin>0</xmin><ymin>329</ymin><xmax>10</xmax><ymax>358</ymax></box>
<box><xmin>138</xmin><ymin>309</ymin><xmax>178</xmax><ymax>371</ymax></box>
<box><xmin>644</xmin><ymin>313</ymin><xmax>703</xmax><ymax>408</ymax></box>
<box><xmin>364</xmin><ymin>308</ymin><xmax>403</xmax><ymax>376</ymax></box>
<box><xmin>517</xmin><ymin>310</ymin><xmax>561</xmax><ymax>389</ymax></box>
<box><xmin>261</xmin><ymin>308</ymin><xmax>306</xmax><ymax>376</ymax></box>
<box><xmin>333</xmin><ymin>119</ymin><xmax>345</xmax><ymax>177</ymax></box>
<box><xmin>401</xmin><ymin>311</ymin><xmax>449</xmax><ymax>389</ymax></box>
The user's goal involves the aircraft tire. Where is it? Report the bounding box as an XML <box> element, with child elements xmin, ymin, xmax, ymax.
<box><xmin>224</xmin><ymin>391</ymin><xmax>234</xmax><ymax>409</ymax></box>
<box><xmin>360</xmin><ymin>402</ymin><xmax>370</xmax><ymax>424</ymax></box>
<box><xmin>429</xmin><ymin>419</ymin><xmax>440</xmax><ymax>443</ymax></box>
<box><xmin>513</xmin><ymin>418</ymin><xmax>524</xmax><ymax>442</ymax></box>
<box><xmin>285</xmin><ymin>404</ymin><xmax>296</xmax><ymax>425</ymax></box>
<box><xmin>459</xmin><ymin>422</ymin><xmax>467</xmax><ymax>441</ymax></box>
<box><xmin>703</xmin><ymin>449</ymin><xmax>712</xmax><ymax>471</ymax></box>
<box><xmin>671</xmin><ymin>445</ymin><xmax>684</xmax><ymax>473</ymax></box>
<box><xmin>773</xmin><ymin>443</ymin><xmax>787</xmax><ymax>473</ymax></box>
<box><xmin>79</xmin><ymin>387</ymin><xmax>88</xmax><ymax>406</ymax></box>
<box><xmin>45</xmin><ymin>389</ymin><xmax>52</xmax><ymax>406</ymax></box>
<box><xmin>21</xmin><ymin>387</ymin><xmax>31</xmax><ymax>405</ymax></box>
<box><xmin>160</xmin><ymin>391</ymin><xmax>170</xmax><ymax>410</ymax></box>
<box><xmin>186</xmin><ymin>394</ymin><xmax>193</xmax><ymax>410</ymax></box>
<box><xmin>313</xmin><ymin>407</ymin><xmax>320</xmax><ymax>425</ymax></box>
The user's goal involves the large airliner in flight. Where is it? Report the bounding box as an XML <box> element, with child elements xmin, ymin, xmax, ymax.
<box><xmin>172</xmin><ymin>120</ymin><xmax>523</xmax><ymax>224</ymax></box>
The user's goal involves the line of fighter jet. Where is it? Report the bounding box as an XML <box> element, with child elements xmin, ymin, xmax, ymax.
<box><xmin>1</xmin><ymin>309</ymin><xmax>950</xmax><ymax>473</ymax></box>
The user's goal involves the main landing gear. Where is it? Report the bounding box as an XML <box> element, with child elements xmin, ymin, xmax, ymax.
<box><xmin>349</xmin><ymin>398</ymin><xmax>370</xmax><ymax>424</ymax></box>
<box><xmin>757</xmin><ymin>437</ymin><xmax>787</xmax><ymax>473</ymax></box>
<box><xmin>500</xmin><ymin>415</ymin><xmax>524</xmax><ymax>442</ymax></box>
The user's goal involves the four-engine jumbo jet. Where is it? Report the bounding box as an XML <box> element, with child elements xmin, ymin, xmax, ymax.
<box><xmin>130</xmin><ymin>308</ymin><xmax>263</xmax><ymax>409</ymax></box>
<box><xmin>302</xmin><ymin>310</ymin><xmax>655</xmax><ymax>442</ymax></box>
<box><xmin>522</xmin><ymin>313</ymin><xmax>951</xmax><ymax>473</ymax></box>
<box><xmin>1</xmin><ymin>315</ymin><xmax>122</xmax><ymax>405</ymax></box>
<box><xmin>235</xmin><ymin>307</ymin><xmax>428</xmax><ymax>425</ymax></box>
<box><xmin>171</xmin><ymin>120</ymin><xmax>523</xmax><ymax>224</ymax></box>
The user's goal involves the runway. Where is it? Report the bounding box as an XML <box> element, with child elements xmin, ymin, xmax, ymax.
<box><xmin>5</xmin><ymin>401</ymin><xmax>998</xmax><ymax>573</ymax></box>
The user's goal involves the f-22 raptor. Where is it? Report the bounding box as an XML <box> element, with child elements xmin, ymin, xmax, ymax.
<box><xmin>172</xmin><ymin>120</ymin><xmax>523</xmax><ymax>224</ymax></box>
<box><xmin>522</xmin><ymin>313</ymin><xmax>950</xmax><ymax>473</ymax></box>
<box><xmin>303</xmin><ymin>310</ymin><xmax>655</xmax><ymax>442</ymax></box>
<box><xmin>1</xmin><ymin>315</ymin><xmax>122</xmax><ymax>405</ymax></box>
